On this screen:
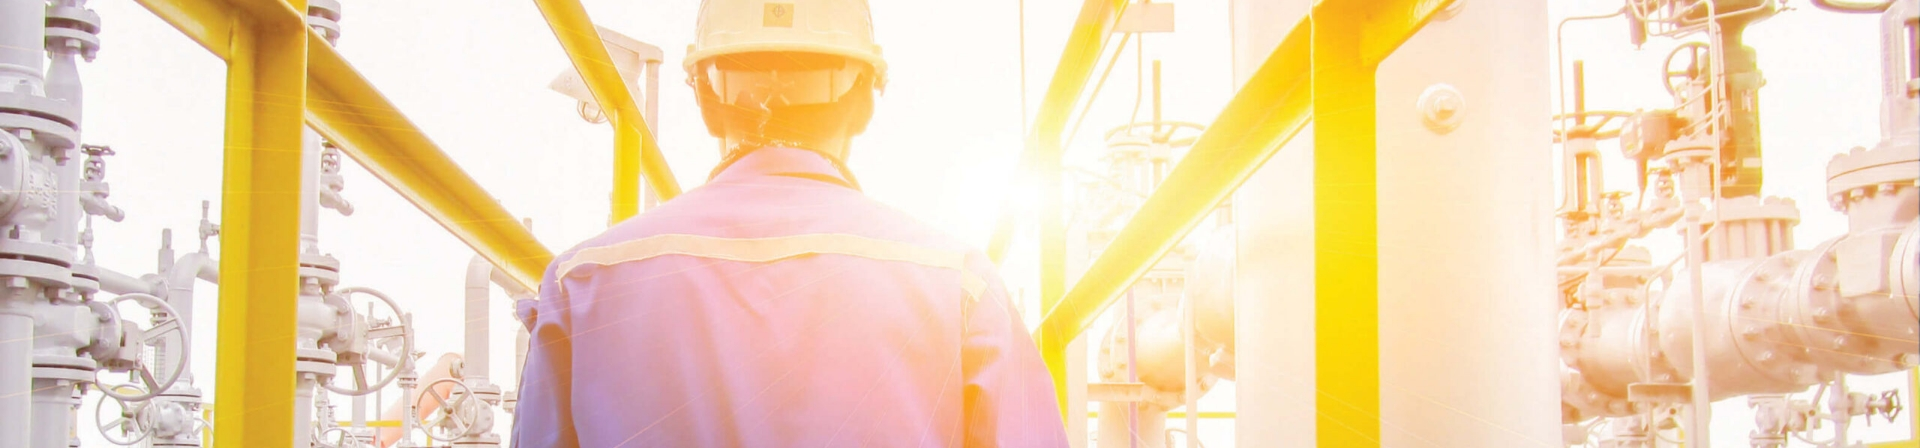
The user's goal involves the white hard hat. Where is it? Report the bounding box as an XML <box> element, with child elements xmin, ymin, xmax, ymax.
<box><xmin>685</xmin><ymin>0</ymin><xmax>887</xmax><ymax>87</ymax></box>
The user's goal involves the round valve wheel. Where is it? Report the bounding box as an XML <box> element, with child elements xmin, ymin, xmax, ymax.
<box><xmin>317</xmin><ymin>426</ymin><xmax>371</xmax><ymax>448</ymax></box>
<box><xmin>320</xmin><ymin>286</ymin><xmax>414</xmax><ymax>396</ymax></box>
<box><xmin>415</xmin><ymin>378</ymin><xmax>486</xmax><ymax>441</ymax></box>
<box><xmin>94</xmin><ymin>293</ymin><xmax>189</xmax><ymax>403</ymax></box>
<box><xmin>94</xmin><ymin>385</ymin><xmax>152</xmax><ymax>446</ymax></box>
<box><xmin>1662</xmin><ymin>41</ymin><xmax>1712</xmax><ymax>101</ymax></box>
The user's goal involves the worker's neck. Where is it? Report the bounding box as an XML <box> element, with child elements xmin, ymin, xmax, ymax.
<box><xmin>722</xmin><ymin>132</ymin><xmax>850</xmax><ymax>162</ymax></box>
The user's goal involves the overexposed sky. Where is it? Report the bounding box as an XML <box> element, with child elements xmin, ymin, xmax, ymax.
<box><xmin>63</xmin><ymin>0</ymin><xmax>1909</xmax><ymax>446</ymax></box>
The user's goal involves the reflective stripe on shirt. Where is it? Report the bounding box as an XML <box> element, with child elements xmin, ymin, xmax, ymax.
<box><xmin>554</xmin><ymin>232</ymin><xmax>988</xmax><ymax>301</ymax></box>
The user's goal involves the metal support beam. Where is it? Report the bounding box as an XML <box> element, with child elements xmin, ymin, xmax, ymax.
<box><xmin>134</xmin><ymin>0</ymin><xmax>554</xmax><ymax>292</ymax></box>
<box><xmin>995</xmin><ymin>0</ymin><xmax>1128</xmax><ymax>415</ymax></box>
<box><xmin>1310</xmin><ymin>4</ymin><xmax>1379</xmax><ymax>445</ymax></box>
<box><xmin>1028</xmin><ymin>0</ymin><xmax>1453</xmax><ymax>440</ymax></box>
<box><xmin>210</xmin><ymin>1</ymin><xmax>307</xmax><ymax>445</ymax></box>
<box><xmin>1034</xmin><ymin>16</ymin><xmax>1310</xmax><ymax>374</ymax></box>
<box><xmin>612</xmin><ymin>119</ymin><xmax>641</xmax><ymax>222</ymax></box>
<box><xmin>531</xmin><ymin>0</ymin><xmax>682</xmax><ymax>217</ymax></box>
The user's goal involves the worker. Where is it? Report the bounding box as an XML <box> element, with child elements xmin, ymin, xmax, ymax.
<box><xmin>510</xmin><ymin>0</ymin><xmax>1068</xmax><ymax>446</ymax></box>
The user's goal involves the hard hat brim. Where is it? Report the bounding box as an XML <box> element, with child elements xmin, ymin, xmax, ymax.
<box><xmin>685</xmin><ymin>42</ymin><xmax>887</xmax><ymax>86</ymax></box>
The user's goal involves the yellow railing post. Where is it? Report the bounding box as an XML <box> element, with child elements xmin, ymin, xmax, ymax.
<box><xmin>212</xmin><ymin>1</ymin><xmax>308</xmax><ymax>445</ymax></box>
<box><xmin>1310</xmin><ymin>3</ymin><xmax>1380</xmax><ymax>445</ymax></box>
<box><xmin>531</xmin><ymin>0</ymin><xmax>683</xmax><ymax>216</ymax></box>
<box><xmin>611</xmin><ymin>118</ymin><xmax>642</xmax><ymax>222</ymax></box>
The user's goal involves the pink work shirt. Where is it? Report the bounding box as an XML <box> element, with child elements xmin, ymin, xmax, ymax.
<box><xmin>512</xmin><ymin>147</ymin><xmax>1066</xmax><ymax>447</ymax></box>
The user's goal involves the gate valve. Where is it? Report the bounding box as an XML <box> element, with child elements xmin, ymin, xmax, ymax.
<box><xmin>91</xmin><ymin>293</ymin><xmax>189</xmax><ymax>403</ymax></box>
<box><xmin>319</xmin><ymin>287</ymin><xmax>414</xmax><ymax>396</ymax></box>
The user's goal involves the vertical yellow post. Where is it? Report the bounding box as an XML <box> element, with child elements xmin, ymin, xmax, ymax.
<box><xmin>213</xmin><ymin>3</ymin><xmax>307</xmax><ymax>446</ymax></box>
<box><xmin>1038</xmin><ymin>137</ymin><xmax>1070</xmax><ymax>417</ymax></box>
<box><xmin>611</xmin><ymin>117</ymin><xmax>641</xmax><ymax>223</ymax></box>
<box><xmin>1311</xmin><ymin>7</ymin><xmax>1380</xmax><ymax>447</ymax></box>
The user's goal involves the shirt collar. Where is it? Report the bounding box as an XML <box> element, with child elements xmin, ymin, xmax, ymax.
<box><xmin>710</xmin><ymin>146</ymin><xmax>858</xmax><ymax>189</ymax></box>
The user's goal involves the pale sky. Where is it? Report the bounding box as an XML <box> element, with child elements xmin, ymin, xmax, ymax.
<box><xmin>65</xmin><ymin>0</ymin><xmax>1911</xmax><ymax>447</ymax></box>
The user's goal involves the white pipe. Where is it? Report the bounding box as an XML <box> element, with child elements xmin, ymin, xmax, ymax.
<box><xmin>300</xmin><ymin>129</ymin><xmax>322</xmax><ymax>253</ymax></box>
<box><xmin>294</xmin><ymin>378</ymin><xmax>316</xmax><ymax>448</ymax></box>
<box><xmin>162</xmin><ymin>253</ymin><xmax>216</xmax><ymax>383</ymax></box>
<box><xmin>0</xmin><ymin>0</ymin><xmax>44</xmax><ymax>86</ymax></box>
<box><xmin>94</xmin><ymin>267</ymin><xmax>154</xmax><ymax>296</ymax></box>
<box><xmin>29</xmin><ymin>380</ymin><xmax>71</xmax><ymax>448</ymax></box>
<box><xmin>0</xmin><ymin>298</ymin><xmax>34</xmax><ymax>448</ymax></box>
<box><xmin>1683</xmin><ymin>202</ymin><xmax>1713</xmax><ymax>448</ymax></box>
<box><xmin>465</xmin><ymin>256</ymin><xmax>492</xmax><ymax>381</ymax></box>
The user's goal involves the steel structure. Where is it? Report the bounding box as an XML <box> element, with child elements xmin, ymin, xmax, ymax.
<box><xmin>1005</xmin><ymin>1</ymin><xmax>1457</xmax><ymax>446</ymax></box>
<box><xmin>81</xmin><ymin>0</ymin><xmax>1913</xmax><ymax>446</ymax></box>
<box><xmin>120</xmin><ymin>0</ymin><xmax>677</xmax><ymax>444</ymax></box>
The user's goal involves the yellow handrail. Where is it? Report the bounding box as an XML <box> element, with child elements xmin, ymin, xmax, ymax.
<box><xmin>531</xmin><ymin>0</ymin><xmax>684</xmax><ymax>221</ymax></box>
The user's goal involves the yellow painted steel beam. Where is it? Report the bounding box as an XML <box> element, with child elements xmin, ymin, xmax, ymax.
<box><xmin>1311</xmin><ymin>3</ymin><xmax>1380</xmax><ymax>445</ymax></box>
<box><xmin>1028</xmin><ymin>0</ymin><xmax>1454</xmax><ymax>440</ymax></box>
<box><xmin>133</xmin><ymin>0</ymin><xmax>554</xmax><ymax>292</ymax></box>
<box><xmin>531</xmin><ymin>0</ymin><xmax>683</xmax><ymax>217</ymax></box>
<box><xmin>1032</xmin><ymin>13</ymin><xmax>1310</xmax><ymax>403</ymax></box>
<box><xmin>209</xmin><ymin>1</ymin><xmax>308</xmax><ymax>445</ymax></box>
<box><xmin>303</xmin><ymin>40</ymin><xmax>551</xmax><ymax>291</ymax></box>
<box><xmin>1004</xmin><ymin>0</ymin><xmax>1129</xmax><ymax>416</ymax></box>
<box><xmin>611</xmin><ymin>119</ymin><xmax>642</xmax><ymax>222</ymax></box>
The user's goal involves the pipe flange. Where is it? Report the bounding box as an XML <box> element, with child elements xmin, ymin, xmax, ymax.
<box><xmin>1895</xmin><ymin>222</ymin><xmax>1919</xmax><ymax>321</ymax></box>
<box><xmin>0</xmin><ymin>91</ymin><xmax>82</xmax><ymax>142</ymax></box>
<box><xmin>0</xmin><ymin>259</ymin><xmax>74</xmax><ymax>288</ymax></box>
<box><xmin>68</xmin><ymin>264</ymin><xmax>101</xmax><ymax>294</ymax></box>
<box><xmin>297</xmin><ymin>347</ymin><xmax>339</xmax><ymax>376</ymax></box>
<box><xmin>1723</xmin><ymin>252</ymin><xmax>1804</xmax><ymax>389</ymax></box>
<box><xmin>0</xmin><ymin>239</ymin><xmax>74</xmax><ymax>266</ymax></box>
<box><xmin>32</xmin><ymin>354</ymin><xmax>98</xmax><ymax>382</ymax></box>
<box><xmin>44</xmin><ymin>5</ymin><xmax>103</xmax><ymax>60</ymax></box>
<box><xmin>300</xmin><ymin>253</ymin><xmax>342</xmax><ymax>287</ymax></box>
<box><xmin>1780</xmin><ymin>239</ymin><xmax>1902</xmax><ymax>374</ymax></box>
<box><xmin>1827</xmin><ymin>144</ymin><xmax>1920</xmax><ymax>211</ymax></box>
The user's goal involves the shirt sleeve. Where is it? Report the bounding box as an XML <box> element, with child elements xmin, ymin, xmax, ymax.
<box><xmin>511</xmin><ymin>260</ymin><xmax>581</xmax><ymax>448</ymax></box>
<box><xmin>961</xmin><ymin>253</ymin><xmax>1069</xmax><ymax>447</ymax></box>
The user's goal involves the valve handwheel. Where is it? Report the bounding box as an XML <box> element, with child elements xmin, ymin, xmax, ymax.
<box><xmin>415</xmin><ymin>378</ymin><xmax>485</xmax><ymax>441</ymax></box>
<box><xmin>317</xmin><ymin>426</ymin><xmax>370</xmax><ymax>448</ymax></box>
<box><xmin>94</xmin><ymin>293</ymin><xmax>189</xmax><ymax>403</ymax></box>
<box><xmin>93</xmin><ymin>385</ymin><xmax>151</xmax><ymax>446</ymax></box>
<box><xmin>1662</xmin><ymin>41</ymin><xmax>1712</xmax><ymax>101</ymax></box>
<box><xmin>321</xmin><ymin>286</ymin><xmax>414</xmax><ymax>396</ymax></box>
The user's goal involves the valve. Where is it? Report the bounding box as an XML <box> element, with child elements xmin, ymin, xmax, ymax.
<box><xmin>92</xmin><ymin>293</ymin><xmax>189</xmax><ymax>403</ymax></box>
<box><xmin>319</xmin><ymin>286</ymin><xmax>413</xmax><ymax>396</ymax></box>
<box><xmin>198</xmin><ymin>200</ymin><xmax>219</xmax><ymax>254</ymax></box>
<box><xmin>93</xmin><ymin>386</ymin><xmax>151</xmax><ymax>446</ymax></box>
<box><xmin>415</xmin><ymin>378</ymin><xmax>489</xmax><ymax>441</ymax></box>
<box><xmin>93</xmin><ymin>385</ymin><xmax>204</xmax><ymax>447</ymax></box>
<box><xmin>319</xmin><ymin>142</ymin><xmax>354</xmax><ymax>216</ymax></box>
<box><xmin>317</xmin><ymin>426</ymin><xmax>373</xmax><ymax>448</ymax></box>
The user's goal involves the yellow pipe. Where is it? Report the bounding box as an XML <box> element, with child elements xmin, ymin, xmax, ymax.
<box><xmin>211</xmin><ymin>1</ymin><xmax>308</xmax><ymax>445</ymax></box>
<box><xmin>531</xmin><ymin>0</ymin><xmax>682</xmax><ymax>212</ymax></box>
<box><xmin>133</xmin><ymin>0</ymin><xmax>555</xmax><ymax>292</ymax></box>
